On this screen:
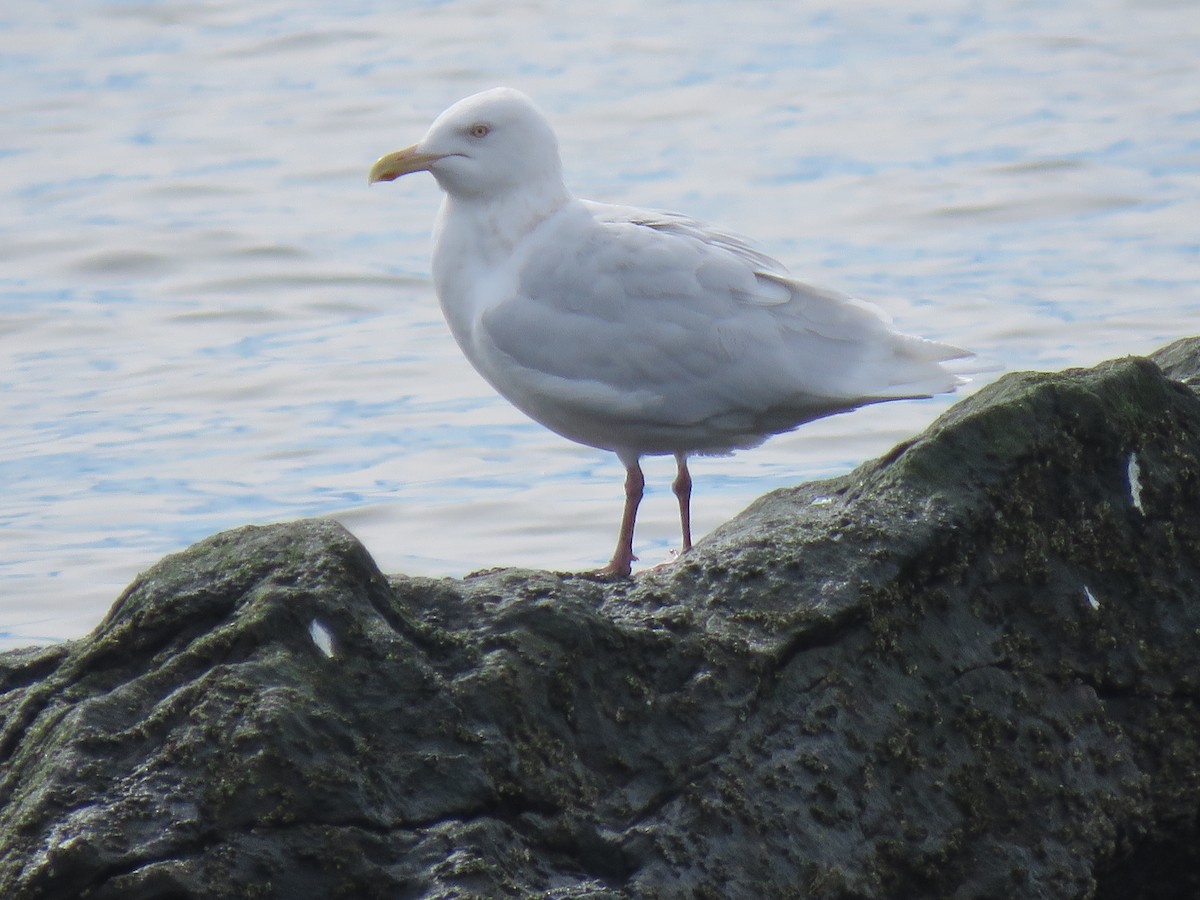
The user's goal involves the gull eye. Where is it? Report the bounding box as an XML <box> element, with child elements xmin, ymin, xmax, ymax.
<box><xmin>469</xmin><ymin>123</ymin><xmax>490</xmax><ymax>139</ymax></box>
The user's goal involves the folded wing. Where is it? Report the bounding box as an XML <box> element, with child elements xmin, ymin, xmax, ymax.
<box><xmin>474</xmin><ymin>201</ymin><xmax>970</xmax><ymax>454</ymax></box>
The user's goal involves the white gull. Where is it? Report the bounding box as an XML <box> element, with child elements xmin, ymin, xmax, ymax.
<box><xmin>369</xmin><ymin>87</ymin><xmax>971</xmax><ymax>576</ymax></box>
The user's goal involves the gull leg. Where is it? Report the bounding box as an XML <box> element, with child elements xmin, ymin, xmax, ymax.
<box><xmin>600</xmin><ymin>460</ymin><xmax>644</xmax><ymax>577</ymax></box>
<box><xmin>673</xmin><ymin>453</ymin><xmax>693</xmax><ymax>553</ymax></box>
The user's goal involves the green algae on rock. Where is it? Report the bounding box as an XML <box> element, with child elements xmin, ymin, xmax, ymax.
<box><xmin>2</xmin><ymin>338</ymin><xmax>1199</xmax><ymax>899</ymax></box>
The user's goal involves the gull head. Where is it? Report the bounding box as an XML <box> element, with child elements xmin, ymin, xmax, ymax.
<box><xmin>369</xmin><ymin>87</ymin><xmax>565</xmax><ymax>202</ymax></box>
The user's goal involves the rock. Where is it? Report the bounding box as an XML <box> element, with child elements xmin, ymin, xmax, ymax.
<box><xmin>2</xmin><ymin>338</ymin><xmax>1199</xmax><ymax>899</ymax></box>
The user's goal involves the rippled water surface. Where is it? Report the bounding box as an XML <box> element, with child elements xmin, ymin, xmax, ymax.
<box><xmin>2</xmin><ymin>0</ymin><xmax>1198</xmax><ymax>646</ymax></box>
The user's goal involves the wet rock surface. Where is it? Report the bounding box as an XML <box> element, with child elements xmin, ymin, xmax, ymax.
<box><xmin>2</xmin><ymin>337</ymin><xmax>1199</xmax><ymax>899</ymax></box>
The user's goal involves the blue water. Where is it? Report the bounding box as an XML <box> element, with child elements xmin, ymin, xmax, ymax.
<box><xmin>2</xmin><ymin>0</ymin><xmax>1198</xmax><ymax>647</ymax></box>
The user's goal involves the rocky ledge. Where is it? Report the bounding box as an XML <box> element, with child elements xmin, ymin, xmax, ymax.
<box><xmin>2</xmin><ymin>338</ymin><xmax>1199</xmax><ymax>899</ymax></box>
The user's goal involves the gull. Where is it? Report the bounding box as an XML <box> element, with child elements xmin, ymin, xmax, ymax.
<box><xmin>369</xmin><ymin>88</ymin><xmax>970</xmax><ymax>576</ymax></box>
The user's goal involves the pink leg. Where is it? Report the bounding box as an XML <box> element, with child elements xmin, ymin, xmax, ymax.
<box><xmin>673</xmin><ymin>453</ymin><xmax>693</xmax><ymax>553</ymax></box>
<box><xmin>600</xmin><ymin>460</ymin><xmax>644</xmax><ymax>576</ymax></box>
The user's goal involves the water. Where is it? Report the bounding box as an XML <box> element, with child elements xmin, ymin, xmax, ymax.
<box><xmin>2</xmin><ymin>0</ymin><xmax>1198</xmax><ymax>647</ymax></box>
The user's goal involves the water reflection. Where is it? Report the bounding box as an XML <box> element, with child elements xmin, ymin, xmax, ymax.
<box><xmin>1</xmin><ymin>0</ymin><xmax>1197</xmax><ymax>646</ymax></box>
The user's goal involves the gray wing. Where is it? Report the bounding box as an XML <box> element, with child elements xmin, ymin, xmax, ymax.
<box><xmin>474</xmin><ymin>201</ymin><xmax>968</xmax><ymax>451</ymax></box>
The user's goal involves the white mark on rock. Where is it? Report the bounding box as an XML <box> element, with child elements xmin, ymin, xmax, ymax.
<box><xmin>810</xmin><ymin>496</ymin><xmax>834</xmax><ymax>507</ymax></box>
<box><xmin>1083</xmin><ymin>585</ymin><xmax>1100</xmax><ymax>611</ymax></box>
<box><xmin>1127</xmin><ymin>451</ymin><xmax>1144</xmax><ymax>514</ymax></box>
<box><xmin>309</xmin><ymin>618</ymin><xmax>335</xmax><ymax>658</ymax></box>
